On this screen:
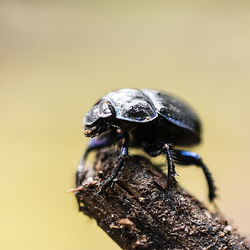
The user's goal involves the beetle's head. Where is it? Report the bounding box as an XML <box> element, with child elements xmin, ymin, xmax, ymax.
<box><xmin>83</xmin><ymin>101</ymin><xmax>115</xmax><ymax>137</ymax></box>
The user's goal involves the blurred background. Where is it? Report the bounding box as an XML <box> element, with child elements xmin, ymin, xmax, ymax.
<box><xmin>1</xmin><ymin>0</ymin><xmax>250</xmax><ymax>249</ymax></box>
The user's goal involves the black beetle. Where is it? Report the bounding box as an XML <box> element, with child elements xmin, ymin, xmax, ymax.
<box><xmin>77</xmin><ymin>88</ymin><xmax>216</xmax><ymax>201</ymax></box>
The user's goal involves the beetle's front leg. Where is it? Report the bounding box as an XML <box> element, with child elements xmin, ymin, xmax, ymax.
<box><xmin>77</xmin><ymin>128</ymin><xmax>125</xmax><ymax>186</ymax></box>
<box><xmin>76</xmin><ymin>137</ymin><xmax>115</xmax><ymax>186</ymax></box>
<box><xmin>98</xmin><ymin>133</ymin><xmax>129</xmax><ymax>193</ymax></box>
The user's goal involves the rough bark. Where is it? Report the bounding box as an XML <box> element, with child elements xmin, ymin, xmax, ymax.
<box><xmin>74</xmin><ymin>148</ymin><xmax>249</xmax><ymax>250</ymax></box>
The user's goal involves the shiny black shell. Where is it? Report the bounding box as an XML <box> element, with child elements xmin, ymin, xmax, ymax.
<box><xmin>141</xmin><ymin>89</ymin><xmax>201</xmax><ymax>135</ymax></box>
<box><xmin>84</xmin><ymin>88</ymin><xmax>201</xmax><ymax>145</ymax></box>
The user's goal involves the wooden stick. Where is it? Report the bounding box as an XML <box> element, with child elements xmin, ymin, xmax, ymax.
<box><xmin>75</xmin><ymin>148</ymin><xmax>249</xmax><ymax>250</ymax></box>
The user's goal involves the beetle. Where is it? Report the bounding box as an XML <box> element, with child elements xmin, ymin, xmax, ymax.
<box><xmin>77</xmin><ymin>88</ymin><xmax>216</xmax><ymax>201</ymax></box>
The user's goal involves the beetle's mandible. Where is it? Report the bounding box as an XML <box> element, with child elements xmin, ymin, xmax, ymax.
<box><xmin>77</xmin><ymin>88</ymin><xmax>216</xmax><ymax>202</ymax></box>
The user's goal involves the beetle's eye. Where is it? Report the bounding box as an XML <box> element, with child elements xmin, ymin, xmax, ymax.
<box><xmin>100</xmin><ymin>102</ymin><xmax>113</xmax><ymax>118</ymax></box>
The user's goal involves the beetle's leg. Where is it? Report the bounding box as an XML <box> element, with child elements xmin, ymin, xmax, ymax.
<box><xmin>144</xmin><ymin>143</ymin><xmax>176</xmax><ymax>189</ymax></box>
<box><xmin>100</xmin><ymin>133</ymin><xmax>129</xmax><ymax>192</ymax></box>
<box><xmin>173</xmin><ymin>150</ymin><xmax>216</xmax><ymax>202</ymax></box>
<box><xmin>163</xmin><ymin>144</ymin><xmax>177</xmax><ymax>190</ymax></box>
<box><xmin>77</xmin><ymin>136</ymin><xmax>116</xmax><ymax>186</ymax></box>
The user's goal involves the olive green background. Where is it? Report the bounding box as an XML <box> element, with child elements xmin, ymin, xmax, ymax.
<box><xmin>1</xmin><ymin>1</ymin><xmax>250</xmax><ymax>249</ymax></box>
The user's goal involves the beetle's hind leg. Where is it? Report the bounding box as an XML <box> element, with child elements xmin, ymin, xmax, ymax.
<box><xmin>173</xmin><ymin>149</ymin><xmax>216</xmax><ymax>202</ymax></box>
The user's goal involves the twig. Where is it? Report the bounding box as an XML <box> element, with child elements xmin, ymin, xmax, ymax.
<box><xmin>74</xmin><ymin>148</ymin><xmax>249</xmax><ymax>250</ymax></box>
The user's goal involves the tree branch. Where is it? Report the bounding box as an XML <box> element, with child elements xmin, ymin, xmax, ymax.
<box><xmin>74</xmin><ymin>148</ymin><xmax>249</xmax><ymax>250</ymax></box>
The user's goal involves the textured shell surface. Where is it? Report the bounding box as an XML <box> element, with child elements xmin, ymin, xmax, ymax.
<box><xmin>142</xmin><ymin>89</ymin><xmax>201</xmax><ymax>134</ymax></box>
<box><xmin>102</xmin><ymin>88</ymin><xmax>158</xmax><ymax>123</ymax></box>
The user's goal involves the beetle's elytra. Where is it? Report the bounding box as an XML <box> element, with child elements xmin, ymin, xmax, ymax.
<box><xmin>77</xmin><ymin>88</ymin><xmax>216</xmax><ymax>202</ymax></box>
